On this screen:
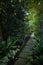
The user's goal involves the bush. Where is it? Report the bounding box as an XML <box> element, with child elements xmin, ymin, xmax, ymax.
<box><xmin>0</xmin><ymin>36</ymin><xmax>20</xmax><ymax>65</ymax></box>
<box><xmin>32</xmin><ymin>37</ymin><xmax>43</xmax><ymax>65</ymax></box>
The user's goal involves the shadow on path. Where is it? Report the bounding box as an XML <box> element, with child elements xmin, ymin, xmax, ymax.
<box><xmin>14</xmin><ymin>32</ymin><xmax>34</xmax><ymax>65</ymax></box>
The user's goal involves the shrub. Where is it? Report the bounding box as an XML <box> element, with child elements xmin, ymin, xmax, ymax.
<box><xmin>0</xmin><ymin>36</ymin><xmax>20</xmax><ymax>65</ymax></box>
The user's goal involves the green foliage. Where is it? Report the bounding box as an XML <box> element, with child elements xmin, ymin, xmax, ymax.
<box><xmin>0</xmin><ymin>0</ymin><xmax>28</xmax><ymax>41</ymax></box>
<box><xmin>0</xmin><ymin>36</ymin><xmax>20</xmax><ymax>65</ymax></box>
<box><xmin>26</xmin><ymin>1</ymin><xmax>43</xmax><ymax>65</ymax></box>
<box><xmin>0</xmin><ymin>36</ymin><xmax>19</xmax><ymax>58</ymax></box>
<box><xmin>32</xmin><ymin>37</ymin><xmax>43</xmax><ymax>65</ymax></box>
<box><xmin>0</xmin><ymin>0</ymin><xmax>43</xmax><ymax>65</ymax></box>
<box><xmin>0</xmin><ymin>1</ymin><xmax>30</xmax><ymax>65</ymax></box>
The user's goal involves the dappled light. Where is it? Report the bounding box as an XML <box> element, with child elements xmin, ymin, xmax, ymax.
<box><xmin>0</xmin><ymin>0</ymin><xmax>43</xmax><ymax>65</ymax></box>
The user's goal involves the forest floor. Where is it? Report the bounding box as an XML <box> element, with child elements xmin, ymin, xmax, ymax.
<box><xmin>14</xmin><ymin>32</ymin><xmax>34</xmax><ymax>65</ymax></box>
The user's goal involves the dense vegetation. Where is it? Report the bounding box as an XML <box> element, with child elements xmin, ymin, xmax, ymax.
<box><xmin>26</xmin><ymin>0</ymin><xmax>43</xmax><ymax>65</ymax></box>
<box><xmin>0</xmin><ymin>0</ymin><xmax>29</xmax><ymax>65</ymax></box>
<box><xmin>0</xmin><ymin>0</ymin><xmax>43</xmax><ymax>65</ymax></box>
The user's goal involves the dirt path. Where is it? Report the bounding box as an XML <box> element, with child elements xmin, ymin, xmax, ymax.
<box><xmin>14</xmin><ymin>32</ymin><xmax>34</xmax><ymax>65</ymax></box>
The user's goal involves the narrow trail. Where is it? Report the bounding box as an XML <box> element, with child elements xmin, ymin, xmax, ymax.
<box><xmin>14</xmin><ymin>32</ymin><xmax>34</xmax><ymax>65</ymax></box>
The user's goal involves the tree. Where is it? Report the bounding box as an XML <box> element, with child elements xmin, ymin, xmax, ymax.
<box><xmin>0</xmin><ymin>0</ymin><xmax>29</xmax><ymax>65</ymax></box>
<box><xmin>0</xmin><ymin>0</ymin><xmax>27</xmax><ymax>42</ymax></box>
<box><xmin>30</xmin><ymin>1</ymin><xmax>43</xmax><ymax>65</ymax></box>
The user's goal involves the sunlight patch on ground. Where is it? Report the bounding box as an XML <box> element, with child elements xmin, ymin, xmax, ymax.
<box><xmin>30</xmin><ymin>32</ymin><xmax>34</xmax><ymax>38</ymax></box>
